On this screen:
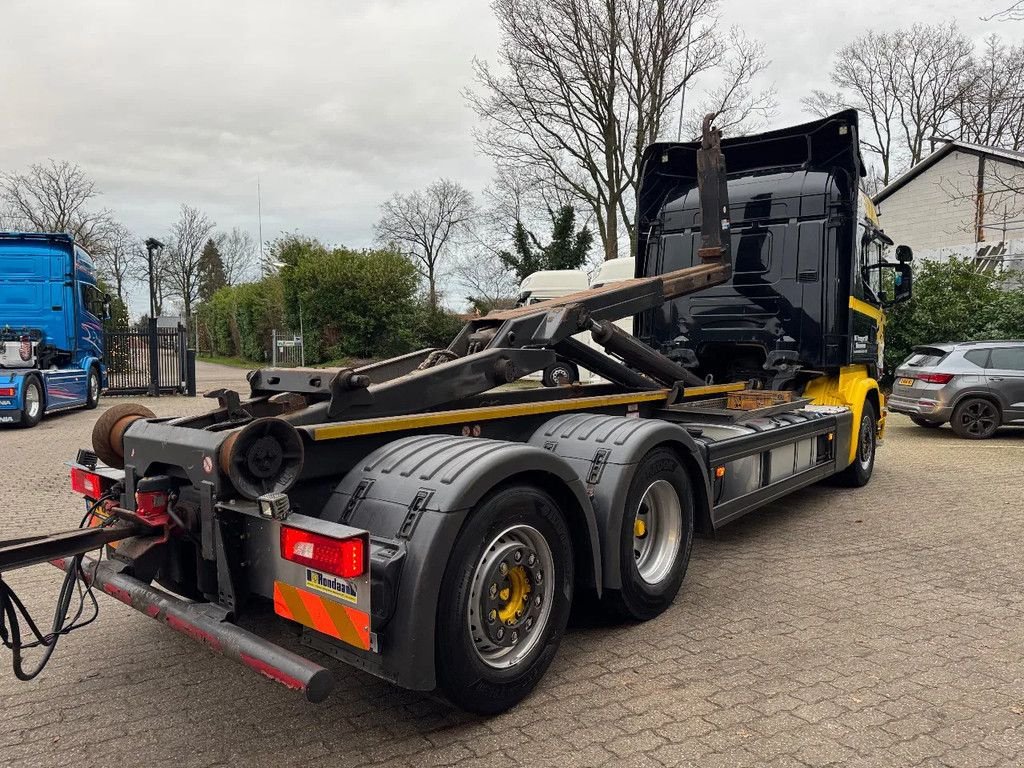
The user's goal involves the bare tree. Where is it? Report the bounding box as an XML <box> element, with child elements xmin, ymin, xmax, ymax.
<box><xmin>375</xmin><ymin>179</ymin><xmax>475</xmax><ymax>309</ymax></box>
<box><xmin>165</xmin><ymin>204</ymin><xmax>216</xmax><ymax>321</ymax></box>
<box><xmin>982</xmin><ymin>1</ymin><xmax>1024</xmax><ymax>20</ymax></box>
<box><xmin>451</xmin><ymin>251</ymin><xmax>520</xmax><ymax>314</ymax></box>
<box><xmin>688</xmin><ymin>28</ymin><xmax>776</xmax><ymax>137</ymax></box>
<box><xmin>0</xmin><ymin>160</ymin><xmax>115</xmax><ymax>252</ymax></box>
<box><xmin>216</xmin><ymin>227</ymin><xmax>258</xmax><ymax>285</ymax></box>
<box><xmin>952</xmin><ymin>35</ymin><xmax>1024</xmax><ymax>152</ymax></box>
<box><xmin>468</xmin><ymin>0</ymin><xmax>772</xmax><ymax>261</ymax></box>
<box><xmin>95</xmin><ymin>223</ymin><xmax>140</xmax><ymax>306</ymax></box>
<box><xmin>805</xmin><ymin>24</ymin><xmax>975</xmax><ymax>185</ymax></box>
<box><xmin>893</xmin><ymin>24</ymin><xmax>975</xmax><ymax>166</ymax></box>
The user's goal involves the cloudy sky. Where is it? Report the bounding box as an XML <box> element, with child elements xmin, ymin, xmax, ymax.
<box><xmin>0</xmin><ymin>0</ymin><xmax>1012</xmax><ymax>313</ymax></box>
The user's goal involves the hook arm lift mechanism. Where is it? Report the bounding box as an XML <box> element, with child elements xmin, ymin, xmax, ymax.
<box><xmin>0</xmin><ymin>116</ymin><xmax>732</xmax><ymax>695</ymax></box>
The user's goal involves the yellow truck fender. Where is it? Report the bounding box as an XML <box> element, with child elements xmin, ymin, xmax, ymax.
<box><xmin>802</xmin><ymin>366</ymin><xmax>883</xmax><ymax>467</ymax></box>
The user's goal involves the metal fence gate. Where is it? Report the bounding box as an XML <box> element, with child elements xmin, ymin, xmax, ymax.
<box><xmin>104</xmin><ymin>322</ymin><xmax>196</xmax><ymax>396</ymax></box>
<box><xmin>272</xmin><ymin>330</ymin><xmax>305</xmax><ymax>367</ymax></box>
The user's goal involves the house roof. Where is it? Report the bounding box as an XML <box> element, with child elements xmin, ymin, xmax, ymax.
<box><xmin>873</xmin><ymin>140</ymin><xmax>1024</xmax><ymax>204</ymax></box>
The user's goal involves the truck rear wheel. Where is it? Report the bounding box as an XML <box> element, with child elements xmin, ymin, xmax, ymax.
<box><xmin>836</xmin><ymin>403</ymin><xmax>876</xmax><ymax>487</ymax></box>
<box><xmin>606</xmin><ymin>448</ymin><xmax>695</xmax><ymax>622</ymax></box>
<box><xmin>436</xmin><ymin>484</ymin><xmax>573</xmax><ymax>714</ymax></box>
<box><xmin>19</xmin><ymin>377</ymin><xmax>43</xmax><ymax>428</ymax></box>
<box><xmin>86</xmin><ymin>365</ymin><xmax>101</xmax><ymax>409</ymax></box>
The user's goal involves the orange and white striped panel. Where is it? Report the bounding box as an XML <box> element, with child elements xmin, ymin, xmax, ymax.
<box><xmin>273</xmin><ymin>581</ymin><xmax>371</xmax><ymax>651</ymax></box>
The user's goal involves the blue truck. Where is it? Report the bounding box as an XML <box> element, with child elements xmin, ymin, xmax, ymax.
<box><xmin>0</xmin><ymin>232</ymin><xmax>108</xmax><ymax>427</ymax></box>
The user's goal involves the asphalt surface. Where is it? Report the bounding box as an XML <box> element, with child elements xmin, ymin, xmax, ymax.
<box><xmin>0</xmin><ymin>361</ymin><xmax>1022</xmax><ymax>767</ymax></box>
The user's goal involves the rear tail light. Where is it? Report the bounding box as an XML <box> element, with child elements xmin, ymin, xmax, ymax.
<box><xmin>0</xmin><ymin>387</ymin><xmax>15</xmax><ymax>397</ymax></box>
<box><xmin>916</xmin><ymin>372</ymin><xmax>955</xmax><ymax>384</ymax></box>
<box><xmin>135</xmin><ymin>490</ymin><xmax>168</xmax><ymax>520</ymax></box>
<box><xmin>70</xmin><ymin>467</ymin><xmax>104</xmax><ymax>499</ymax></box>
<box><xmin>281</xmin><ymin>526</ymin><xmax>365</xmax><ymax>578</ymax></box>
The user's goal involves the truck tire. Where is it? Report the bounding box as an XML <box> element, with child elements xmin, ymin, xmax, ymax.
<box><xmin>605</xmin><ymin>448</ymin><xmax>695</xmax><ymax>622</ymax></box>
<box><xmin>19</xmin><ymin>376</ymin><xmax>44</xmax><ymax>428</ymax></box>
<box><xmin>950</xmin><ymin>397</ymin><xmax>1000</xmax><ymax>439</ymax></box>
<box><xmin>436</xmin><ymin>484</ymin><xmax>573</xmax><ymax>714</ymax></box>
<box><xmin>909</xmin><ymin>415</ymin><xmax>942</xmax><ymax>428</ymax></box>
<box><xmin>541</xmin><ymin>361</ymin><xmax>579</xmax><ymax>387</ymax></box>
<box><xmin>836</xmin><ymin>403</ymin><xmax>876</xmax><ymax>487</ymax></box>
<box><xmin>85</xmin><ymin>365</ymin><xmax>101</xmax><ymax>409</ymax></box>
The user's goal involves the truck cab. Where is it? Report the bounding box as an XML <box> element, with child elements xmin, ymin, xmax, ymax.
<box><xmin>636</xmin><ymin>110</ymin><xmax>912</xmax><ymax>390</ymax></box>
<box><xmin>0</xmin><ymin>232</ymin><xmax>108</xmax><ymax>427</ymax></box>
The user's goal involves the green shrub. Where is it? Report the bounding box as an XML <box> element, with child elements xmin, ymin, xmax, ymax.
<box><xmin>412</xmin><ymin>305</ymin><xmax>466</xmax><ymax>349</ymax></box>
<box><xmin>885</xmin><ymin>258</ymin><xmax>1024</xmax><ymax>376</ymax></box>
<box><xmin>194</xmin><ymin>241</ymin><xmax>472</xmax><ymax>365</ymax></box>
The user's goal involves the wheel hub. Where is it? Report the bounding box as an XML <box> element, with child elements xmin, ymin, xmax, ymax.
<box><xmin>468</xmin><ymin>525</ymin><xmax>553</xmax><ymax>668</ymax></box>
<box><xmin>632</xmin><ymin>479</ymin><xmax>682</xmax><ymax>586</ymax></box>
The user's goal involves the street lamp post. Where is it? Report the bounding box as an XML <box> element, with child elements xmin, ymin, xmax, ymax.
<box><xmin>143</xmin><ymin>238</ymin><xmax>165</xmax><ymax>396</ymax></box>
<box><xmin>144</xmin><ymin>238</ymin><xmax>164</xmax><ymax>320</ymax></box>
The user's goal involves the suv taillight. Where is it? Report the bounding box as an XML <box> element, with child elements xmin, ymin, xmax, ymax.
<box><xmin>280</xmin><ymin>526</ymin><xmax>365</xmax><ymax>578</ymax></box>
<box><xmin>916</xmin><ymin>372</ymin><xmax>955</xmax><ymax>384</ymax></box>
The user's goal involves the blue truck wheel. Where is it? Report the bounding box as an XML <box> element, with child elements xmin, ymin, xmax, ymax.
<box><xmin>19</xmin><ymin>377</ymin><xmax>43</xmax><ymax>428</ymax></box>
<box><xmin>86</xmin><ymin>365</ymin><xmax>101</xmax><ymax>409</ymax></box>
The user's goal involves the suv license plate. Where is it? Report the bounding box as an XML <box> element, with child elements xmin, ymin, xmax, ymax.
<box><xmin>897</xmin><ymin>377</ymin><xmax>914</xmax><ymax>386</ymax></box>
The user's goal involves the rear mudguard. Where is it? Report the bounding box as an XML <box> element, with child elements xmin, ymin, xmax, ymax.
<box><xmin>319</xmin><ymin>434</ymin><xmax>602</xmax><ymax>691</ymax></box>
<box><xmin>528</xmin><ymin>413</ymin><xmax>713</xmax><ymax>591</ymax></box>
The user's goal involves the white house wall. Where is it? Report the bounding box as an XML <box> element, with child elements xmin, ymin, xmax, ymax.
<box><xmin>877</xmin><ymin>150</ymin><xmax>1024</xmax><ymax>274</ymax></box>
<box><xmin>876</xmin><ymin>150</ymin><xmax>981</xmax><ymax>251</ymax></box>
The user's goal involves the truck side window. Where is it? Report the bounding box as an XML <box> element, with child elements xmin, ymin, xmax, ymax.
<box><xmin>857</xmin><ymin>230</ymin><xmax>883</xmax><ymax>304</ymax></box>
<box><xmin>81</xmin><ymin>284</ymin><xmax>105</xmax><ymax>318</ymax></box>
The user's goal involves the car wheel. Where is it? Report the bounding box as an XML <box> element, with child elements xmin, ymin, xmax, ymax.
<box><xmin>85</xmin><ymin>365</ymin><xmax>101</xmax><ymax>409</ymax></box>
<box><xmin>541</xmin><ymin>361</ymin><xmax>579</xmax><ymax>387</ymax></box>
<box><xmin>19</xmin><ymin>377</ymin><xmax>44</xmax><ymax>428</ymax></box>
<box><xmin>436</xmin><ymin>484</ymin><xmax>573</xmax><ymax>714</ymax></box>
<box><xmin>836</xmin><ymin>403</ymin><xmax>876</xmax><ymax>487</ymax></box>
<box><xmin>605</xmin><ymin>447</ymin><xmax>695</xmax><ymax>622</ymax></box>
<box><xmin>909</xmin><ymin>415</ymin><xmax>943</xmax><ymax>428</ymax></box>
<box><xmin>951</xmin><ymin>397</ymin><xmax>1000</xmax><ymax>439</ymax></box>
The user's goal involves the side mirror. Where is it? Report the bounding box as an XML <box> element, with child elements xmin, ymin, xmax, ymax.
<box><xmin>102</xmin><ymin>294</ymin><xmax>113</xmax><ymax>321</ymax></box>
<box><xmin>896</xmin><ymin>244</ymin><xmax>913</xmax><ymax>263</ymax></box>
<box><xmin>886</xmin><ymin>263</ymin><xmax>912</xmax><ymax>306</ymax></box>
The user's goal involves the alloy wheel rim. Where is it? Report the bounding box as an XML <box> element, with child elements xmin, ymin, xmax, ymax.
<box><xmin>962</xmin><ymin>402</ymin><xmax>996</xmax><ymax>436</ymax></box>
<box><xmin>633</xmin><ymin>479</ymin><xmax>683</xmax><ymax>585</ymax></box>
<box><xmin>467</xmin><ymin>524</ymin><xmax>554</xmax><ymax>669</ymax></box>
<box><xmin>90</xmin><ymin>372</ymin><xmax>100</xmax><ymax>400</ymax></box>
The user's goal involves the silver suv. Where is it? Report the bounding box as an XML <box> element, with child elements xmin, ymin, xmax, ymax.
<box><xmin>888</xmin><ymin>341</ymin><xmax>1024</xmax><ymax>438</ymax></box>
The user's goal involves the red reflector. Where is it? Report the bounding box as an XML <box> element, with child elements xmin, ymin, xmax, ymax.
<box><xmin>70</xmin><ymin>467</ymin><xmax>103</xmax><ymax>499</ymax></box>
<box><xmin>0</xmin><ymin>387</ymin><xmax>15</xmax><ymax>397</ymax></box>
<box><xmin>280</xmin><ymin>527</ymin><xmax>365</xmax><ymax>578</ymax></box>
<box><xmin>916</xmin><ymin>372</ymin><xmax>955</xmax><ymax>384</ymax></box>
<box><xmin>135</xmin><ymin>490</ymin><xmax>168</xmax><ymax>519</ymax></box>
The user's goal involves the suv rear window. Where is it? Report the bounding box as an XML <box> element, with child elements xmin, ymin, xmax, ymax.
<box><xmin>904</xmin><ymin>351</ymin><xmax>946</xmax><ymax>367</ymax></box>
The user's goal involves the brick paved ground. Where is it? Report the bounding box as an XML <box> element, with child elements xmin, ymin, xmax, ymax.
<box><xmin>1</xmin><ymin>361</ymin><xmax>1022</xmax><ymax>767</ymax></box>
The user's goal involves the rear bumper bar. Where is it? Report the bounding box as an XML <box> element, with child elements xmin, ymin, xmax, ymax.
<box><xmin>51</xmin><ymin>556</ymin><xmax>335</xmax><ymax>702</ymax></box>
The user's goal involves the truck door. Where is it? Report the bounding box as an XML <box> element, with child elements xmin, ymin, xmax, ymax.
<box><xmin>985</xmin><ymin>346</ymin><xmax>1024</xmax><ymax>421</ymax></box>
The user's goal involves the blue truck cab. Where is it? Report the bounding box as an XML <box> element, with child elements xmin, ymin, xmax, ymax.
<box><xmin>0</xmin><ymin>232</ymin><xmax>108</xmax><ymax>427</ymax></box>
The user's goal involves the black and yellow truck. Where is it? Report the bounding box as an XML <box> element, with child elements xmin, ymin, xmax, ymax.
<box><xmin>0</xmin><ymin>111</ymin><xmax>912</xmax><ymax>714</ymax></box>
